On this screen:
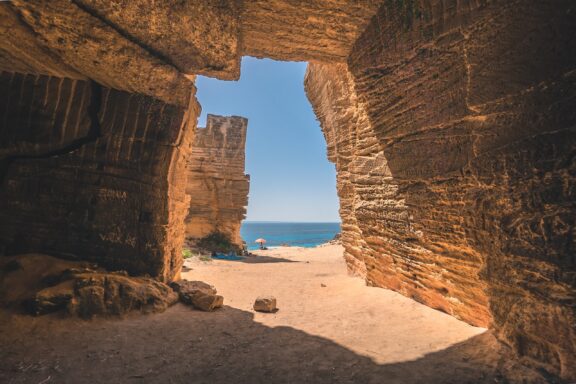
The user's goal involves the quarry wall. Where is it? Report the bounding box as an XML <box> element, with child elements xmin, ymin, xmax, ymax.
<box><xmin>185</xmin><ymin>115</ymin><xmax>249</xmax><ymax>247</ymax></box>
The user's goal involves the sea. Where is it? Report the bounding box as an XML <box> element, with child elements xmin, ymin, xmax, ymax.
<box><xmin>241</xmin><ymin>222</ymin><xmax>341</xmax><ymax>250</ymax></box>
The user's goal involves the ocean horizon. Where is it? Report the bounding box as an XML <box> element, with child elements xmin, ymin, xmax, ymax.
<box><xmin>241</xmin><ymin>221</ymin><xmax>341</xmax><ymax>250</ymax></box>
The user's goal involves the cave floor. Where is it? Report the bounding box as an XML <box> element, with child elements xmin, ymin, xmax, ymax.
<box><xmin>0</xmin><ymin>245</ymin><xmax>544</xmax><ymax>383</ymax></box>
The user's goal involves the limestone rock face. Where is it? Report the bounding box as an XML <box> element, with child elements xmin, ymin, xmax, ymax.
<box><xmin>241</xmin><ymin>0</ymin><xmax>383</xmax><ymax>62</ymax></box>
<box><xmin>0</xmin><ymin>71</ymin><xmax>198</xmax><ymax>282</ymax></box>
<box><xmin>73</xmin><ymin>0</ymin><xmax>242</xmax><ymax>80</ymax></box>
<box><xmin>5</xmin><ymin>0</ymin><xmax>194</xmax><ymax>107</ymax></box>
<box><xmin>0</xmin><ymin>6</ymin><xmax>85</xmax><ymax>80</ymax></box>
<box><xmin>1</xmin><ymin>0</ymin><xmax>383</xmax><ymax>93</ymax></box>
<box><xmin>307</xmin><ymin>1</ymin><xmax>576</xmax><ymax>380</ymax></box>
<box><xmin>306</xmin><ymin>63</ymin><xmax>491</xmax><ymax>329</ymax></box>
<box><xmin>185</xmin><ymin>115</ymin><xmax>249</xmax><ymax>247</ymax></box>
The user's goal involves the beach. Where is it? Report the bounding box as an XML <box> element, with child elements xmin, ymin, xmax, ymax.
<box><xmin>0</xmin><ymin>244</ymin><xmax>542</xmax><ymax>383</ymax></box>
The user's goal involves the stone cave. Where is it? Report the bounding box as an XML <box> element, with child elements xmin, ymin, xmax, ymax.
<box><xmin>0</xmin><ymin>1</ymin><xmax>574</xmax><ymax>383</ymax></box>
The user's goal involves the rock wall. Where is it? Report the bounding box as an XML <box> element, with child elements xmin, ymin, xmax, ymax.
<box><xmin>306</xmin><ymin>63</ymin><xmax>491</xmax><ymax>329</ymax></box>
<box><xmin>241</xmin><ymin>0</ymin><xmax>383</xmax><ymax>62</ymax></box>
<box><xmin>306</xmin><ymin>0</ymin><xmax>576</xmax><ymax>380</ymax></box>
<box><xmin>186</xmin><ymin>115</ymin><xmax>249</xmax><ymax>247</ymax></box>
<box><xmin>0</xmin><ymin>1</ymin><xmax>384</xmax><ymax>86</ymax></box>
<box><xmin>0</xmin><ymin>71</ymin><xmax>198</xmax><ymax>282</ymax></box>
<box><xmin>1</xmin><ymin>1</ymin><xmax>193</xmax><ymax>107</ymax></box>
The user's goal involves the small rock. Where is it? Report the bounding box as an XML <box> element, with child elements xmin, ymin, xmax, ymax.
<box><xmin>192</xmin><ymin>292</ymin><xmax>224</xmax><ymax>312</ymax></box>
<box><xmin>321</xmin><ymin>283</ymin><xmax>327</xmax><ymax>287</ymax></box>
<box><xmin>253</xmin><ymin>296</ymin><xmax>277</xmax><ymax>313</ymax></box>
<box><xmin>170</xmin><ymin>280</ymin><xmax>223</xmax><ymax>311</ymax></box>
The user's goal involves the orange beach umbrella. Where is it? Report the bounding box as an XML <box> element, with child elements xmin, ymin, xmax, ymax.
<box><xmin>255</xmin><ymin>238</ymin><xmax>266</xmax><ymax>250</ymax></box>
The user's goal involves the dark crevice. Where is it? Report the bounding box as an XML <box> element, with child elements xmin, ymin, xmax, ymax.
<box><xmin>0</xmin><ymin>81</ymin><xmax>102</xmax><ymax>184</ymax></box>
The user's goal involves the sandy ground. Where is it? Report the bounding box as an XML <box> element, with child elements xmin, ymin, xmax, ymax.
<box><xmin>0</xmin><ymin>245</ymin><xmax>545</xmax><ymax>384</ymax></box>
<box><xmin>185</xmin><ymin>245</ymin><xmax>486</xmax><ymax>365</ymax></box>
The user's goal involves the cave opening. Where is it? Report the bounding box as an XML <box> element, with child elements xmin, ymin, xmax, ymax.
<box><xmin>178</xmin><ymin>56</ymin><xmax>489</xmax><ymax>370</ymax></box>
<box><xmin>186</xmin><ymin>57</ymin><xmax>340</xmax><ymax>251</ymax></box>
<box><xmin>0</xmin><ymin>1</ymin><xmax>574</xmax><ymax>382</ymax></box>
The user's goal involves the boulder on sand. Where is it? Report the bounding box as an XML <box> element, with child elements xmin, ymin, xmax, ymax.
<box><xmin>191</xmin><ymin>292</ymin><xmax>224</xmax><ymax>312</ymax></box>
<box><xmin>253</xmin><ymin>296</ymin><xmax>277</xmax><ymax>313</ymax></box>
<box><xmin>170</xmin><ymin>280</ymin><xmax>223</xmax><ymax>311</ymax></box>
<box><xmin>0</xmin><ymin>253</ymin><xmax>178</xmax><ymax>318</ymax></box>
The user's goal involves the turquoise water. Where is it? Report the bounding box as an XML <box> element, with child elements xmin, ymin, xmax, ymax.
<box><xmin>241</xmin><ymin>222</ymin><xmax>341</xmax><ymax>250</ymax></box>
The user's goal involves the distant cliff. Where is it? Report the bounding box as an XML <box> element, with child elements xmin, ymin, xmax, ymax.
<box><xmin>185</xmin><ymin>115</ymin><xmax>249</xmax><ymax>247</ymax></box>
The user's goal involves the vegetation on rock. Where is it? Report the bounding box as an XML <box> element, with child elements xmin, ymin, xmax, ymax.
<box><xmin>197</xmin><ymin>232</ymin><xmax>241</xmax><ymax>254</ymax></box>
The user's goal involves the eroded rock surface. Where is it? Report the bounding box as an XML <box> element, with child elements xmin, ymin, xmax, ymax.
<box><xmin>0</xmin><ymin>71</ymin><xmax>197</xmax><ymax>282</ymax></box>
<box><xmin>306</xmin><ymin>63</ymin><xmax>491</xmax><ymax>327</ymax></box>
<box><xmin>185</xmin><ymin>115</ymin><xmax>249</xmax><ymax>247</ymax></box>
<box><xmin>0</xmin><ymin>0</ymin><xmax>383</xmax><ymax>97</ymax></box>
<box><xmin>241</xmin><ymin>0</ymin><xmax>383</xmax><ymax>62</ymax></box>
<box><xmin>73</xmin><ymin>0</ymin><xmax>242</xmax><ymax>80</ymax></box>
<box><xmin>6</xmin><ymin>0</ymin><xmax>194</xmax><ymax>107</ymax></box>
<box><xmin>306</xmin><ymin>1</ymin><xmax>576</xmax><ymax>380</ymax></box>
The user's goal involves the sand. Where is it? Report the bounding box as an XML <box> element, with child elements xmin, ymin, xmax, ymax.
<box><xmin>0</xmin><ymin>245</ymin><xmax>544</xmax><ymax>383</ymax></box>
<box><xmin>184</xmin><ymin>244</ymin><xmax>486</xmax><ymax>365</ymax></box>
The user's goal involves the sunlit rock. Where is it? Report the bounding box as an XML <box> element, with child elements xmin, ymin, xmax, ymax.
<box><xmin>186</xmin><ymin>115</ymin><xmax>250</xmax><ymax>249</ymax></box>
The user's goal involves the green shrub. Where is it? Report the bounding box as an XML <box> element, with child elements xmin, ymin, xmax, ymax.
<box><xmin>182</xmin><ymin>248</ymin><xmax>193</xmax><ymax>259</ymax></box>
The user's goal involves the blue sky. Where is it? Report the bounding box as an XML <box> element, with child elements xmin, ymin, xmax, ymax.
<box><xmin>196</xmin><ymin>57</ymin><xmax>340</xmax><ymax>223</ymax></box>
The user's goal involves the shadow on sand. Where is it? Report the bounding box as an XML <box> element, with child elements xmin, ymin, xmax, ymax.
<box><xmin>209</xmin><ymin>255</ymin><xmax>298</xmax><ymax>264</ymax></box>
<box><xmin>0</xmin><ymin>305</ymin><xmax>547</xmax><ymax>384</ymax></box>
<box><xmin>237</xmin><ymin>255</ymin><xmax>298</xmax><ymax>264</ymax></box>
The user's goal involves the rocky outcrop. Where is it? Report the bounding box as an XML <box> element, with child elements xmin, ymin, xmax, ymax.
<box><xmin>0</xmin><ymin>254</ymin><xmax>178</xmax><ymax>317</ymax></box>
<box><xmin>170</xmin><ymin>280</ymin><xmax>223</xmax><ymax>312</ymax></box>
<box><xmin>306</xmin><ymin>1</ymin><xmax>576</xmax><ymax>380</ymax></box>
<box><xmin>185</xmin><ymin>115</ymin><xmax>249</xmax><ymax>247</ymax></box>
